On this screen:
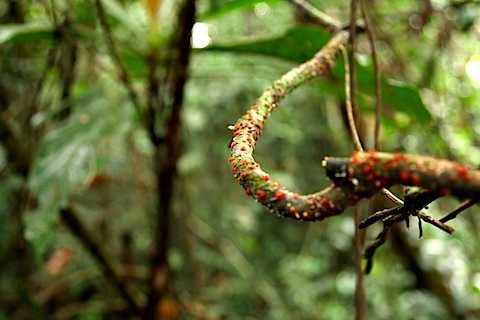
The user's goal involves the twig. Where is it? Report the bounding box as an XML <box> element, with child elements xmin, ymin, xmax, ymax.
<box><xmin>145</xmin><ymin>0</ymin><xmax>196</xmax><ymax>317</ymax></box>
<box><xmin>380</xmin><ymin>188</ymin><xmax>404</xmax><ymax>205</ymax></box>
<box><xmin>341</xmin><ymin>47</ymin><xmax>363</xmax><ymax>152</ymax></box>
<box><xmin>349</xmin><ymin>0</ymin><xmax>361</xmax><ymax>152</ymax></box>
<box><xmin>348</xmin><ymin>1</ymin><xmax>366</xmax><ymax>318</ymax></box>
<box><xmin>361</xmin><ymin>187</ymin><xmax>456</xmax><ymax>273</ymax></box>
<box><xmin>440</xmin><ymin>199</ymin><xmax>477</xmax><ymax>223</ymax></box>
<box><xmin>342</xmin><ymin>1</ymin><xmax>403</xmax><ymax>213</ymax></box>
<box><xmin>57</xmin><ymin>8</ymin><xmax>78</xmax><ymax>119</ymax></box>
<box><xmin>23</xmin><ymin>34</ymin><xmax>59</xmax><ymax>123</ymax></box>
<box><xmin>93</xmin><ymin>0</ymin><xmax>142</xmax><ymax>113</ymax></box>
<box><xmin>353</xmin><ymin>204</ymin><xmax>366</xmax><ymax>318</ymax></box>
<box><xmin>418</xmin><ymin>211</ymin><xmax>454</xmax><ymax>234</ymax></box>
<box><xmin>364</xmin><ymin>208</ymin><xmax>415</xmax><ymax>273</ymax></box>
<box><xmin>60</xmin><ymin>207</ymin><xmax>141</xmax><ymax>316</ymax></box>
<box><xmin>359</xmin><ymin>0</ymin><xmax>382</xmax><ymax>149</ymax></box>
<box><xmin>344</xmin><ymin>1</ymin><xmax>402</xmax><ymax>210</ymax></box>
<box><xmin>358</xmin><ymin>206</ymin><xmax>402</xmax><ymax>229</ymax></box>
<box><xmin>363</xmin><ymin>224</ymin><xmax>391</xmax><ymax>274</ymax></box>
<box><xmin>287</xmin><ymin>0</ymin><xmax>342</xmax><ymax>33</ymax></box>
<box><xmin>344</xmin><ymin>41</ymin><xmax>404</xmax><ymax>213</ymax></box>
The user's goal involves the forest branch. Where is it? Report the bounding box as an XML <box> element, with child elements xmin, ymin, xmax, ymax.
<box><xmin>288</xmin><ymin>0</ymin><xmax>342</xmax><ymax>33</ymax></box>
<box><xmin>145</xmin><ymin>0</ymin><xmax>195</xmax><ymax>318</ymax></box>
<box><xmin>229</xmin><ymin>31</ymin><xmax>480</xmax><ymax>223</ymax></box>
<box><xmin>94</xmin><ymin>0</ymin><xmax>141</xmax><ymax>113</ymax></box>
<box><xmin>60</xmin><ymin>207</ymin><xmax>141</xmax><ymax>316</ymax></box>
<box><xmin>229</xmin><ymin>31</ymin><xmax>351</xmax><ymax>221</ymax></box>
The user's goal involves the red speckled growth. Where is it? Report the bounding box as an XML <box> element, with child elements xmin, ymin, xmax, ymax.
<box><xmin>229</xmin><ymin>31</ymin><xmax>356</xmax><ymax>221</ymax></box>
<box><xmin>229</xmin><ymin>30</ymin><xmax>480</xmax><ymax>222</ymax></box>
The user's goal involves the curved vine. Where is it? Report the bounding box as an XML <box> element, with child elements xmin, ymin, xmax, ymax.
<box><xmin>228</xmin><ymin>30</ymin><xmax>480</xmax><ymax>222</ymax></box>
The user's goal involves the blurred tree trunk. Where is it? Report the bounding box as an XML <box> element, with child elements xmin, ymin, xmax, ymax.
<box><xmin>145</xmin><ymin>0</ymin><xmax>195</xmax><ymax>318</ymax></box>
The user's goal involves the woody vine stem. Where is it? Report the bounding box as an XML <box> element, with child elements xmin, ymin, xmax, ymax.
<box><xmin>228</xmin><ymin>30</ymin><xmax>480</xmax><ymax>267</ymax></box>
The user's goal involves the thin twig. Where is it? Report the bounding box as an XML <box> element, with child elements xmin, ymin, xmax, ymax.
<box><xmin>358</xmin><ymin>206</ymin><xmax>402</xmax><ymax>229</ymax></box>
<box><xmin>359</xmin><ymin>0</ymin><xmax>382</xmax><ymax>149</ymax></box>
<box><xmin>348</xmin><ymin>0</ymin><xmax>362</xmax><ymax>152</ymax></box>
<box><xmin>57</xmin><ymin>7</ymin><xmax>78</xmax><ymax>119</ymax></box>
<box><xmin>145</xmin><ymin>0</ymin><xmax>196</xmax><ymax>317</ymax></box>
<box><xmin>342</xmin><ymin>48</ymin><xmax>364</xmax><ymax>152</ymax></box>
<box><xmin>60</xmin><ymin>208</ymin><xmax>141</xmax><ymax>316</ymax></box>
<box><xmin>418</xmin><ymin>211</ymin><xmax>454</xmax><ymax>234</ymax></box>
<box><xmin>343</xmin><ymin>40</ymin><xmax>365</xmax><ymax>313</ymax></box>
<box><xmin>440</xmin><ymin>199</ymin><xmax>477</xmax><ymax>223</ymax></box>
<box><xmin>354</xmin><ymin>204</ymin><xmax>366</xmax><ymax>318</ymax></box>
<box><xmin>24</xmin><ymin>41</ymin><xmax>59</xmax><ymax>117</ymax></box>
<box><xmin>363</xmin><ymin>225</ymin><xmax>390</xmax><ymax>274</ymax></box>
<box><xmin>287</xmin><ymin>0</ymin><xmax>342</xmax><ymax>33</ymax></box>
<box><xmin>381</xmin><ymin>188</ymin><xmax>403</xmax><ymax>204</ymax></box>
<box><xmin>361</xmin><ymin>187</ymin><xmax>455</xmax><ymax>272</ymax></box>
<box><xmin>349</xmin><ymin>2</ymin><xmax>366</xmax><ymax>319</ymax></box>
<box><xmin>344</xmin><ymin>44</ymin><xmax>402</xmax><ymax>209</ymax></box>
<box><xmin>94</xmin><ymin>0</ymin><xmax>142</xmax><ymax>113</ymax></box>
<box><xmin>345</xmin><ymin>1</ymin><xmax>402</xmax><ymax>208</ymax></box>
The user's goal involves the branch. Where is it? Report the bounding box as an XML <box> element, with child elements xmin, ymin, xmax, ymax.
<box><xmin>229</xmin><ymin>31</ymin><xmax>351</xmax><ymax>221</ymax></box>
<box><xmin>60</xmin><ymin>208</ymin><xmax>141</xmax><ymax>316</ymax></box>
<box><xmin>359</xmin><ymin>0</ymin><xmax>382</xmax><ymax>149</ymax></box>
<box><xmin>325</xmin><ymin>151</ymin><xmax>480</xmax><ymax>199</ymax></box>
<box><xmin>94</xmin><ymin>0</ymin><xmax>142</xmax><ymax>113</ymax></box>
<box><xmin>440</xmin><ymin>199</ymin><xmax>477</xmax><ymax>223</ymax></box>
<box><xmin>341</xmin><ymin>47</ymin><xmax>363</xmax><ymax>151</ymax></box>
<box><xmin>228</xmin><ymin>32</ymin><xmax>480</xmax><ymax>222</ymax></box>
<box><xmin>360</xmin><ymin>188</ymin><xmax>453</xmax><ymax>273</ymax></box>
<box><xmin>287</xmin><ymin>0</ymin><xmax>342</xmax><ymax>33</ymax></box>
<box><xmin>145</xmin><ymin>0</ymin><xmax>195</xmax><ymax>317</ymax></box>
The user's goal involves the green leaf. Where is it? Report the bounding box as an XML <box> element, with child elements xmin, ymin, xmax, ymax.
<box><xmin>24</xmin><ymin>81</ymin><xmax>133</xmax><ymax>257</ymax></box>
<box><xmin>120</xmin><ymin>49</ymin><xmax>147</xmax><ymax>79</ymax></box>
<box><xmin>330</xmin><ymin>63</ymin><xmax>432</xmax><ymax>124</ymax></box>
<box><xmin>100</xmin><ymin>0</ymin><xmax>144</xmax><ymax>34</ymax></box>
<box><xmin>201</xmin><ymin>0</ymin><xmax>282</xmax><ymax>19</ymax></box>
<box><xmin>200</xmin><ymin>26</ymin><xmax>432</xmax><ymax>124</ymax></box>
<box><xmin>0</xmin><ymin>24</ymin><xmax>54</xmax><ymax>45</ymax></box>
<box><xmin>382</xmin><ymin>79</ymin><xmax>430</xmax><ymax>124</ymax></box>
<box><xmin>201</xmin><ymin>26</ymin><xmax>331</xmax><ymax>63</ymax></box>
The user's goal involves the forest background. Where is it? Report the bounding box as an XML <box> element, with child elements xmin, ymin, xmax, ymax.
<box><xmin>1</xmin><ymin>0</ymin><xmax>480</xmax><ymax>319</ymax></box>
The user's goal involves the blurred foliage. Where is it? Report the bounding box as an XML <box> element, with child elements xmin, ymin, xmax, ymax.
<box><xmin>25</xmin><ymin>80</ymin><xmax>133</xmax><ymax>257</ymax></box>
<box><xmin>1</xmin><ymin>0</ymin><xmax>480</xmax><ymax>319</ymax></box>
<box><xmin>202</xmin><ymin>25</ymin><xmax>431</xmax><ymax>124</ymax></box>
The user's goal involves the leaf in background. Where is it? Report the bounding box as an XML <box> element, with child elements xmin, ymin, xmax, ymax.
<box><xmin>100</xmin><ymin>0</ymin><xmax>144</xmax><ymax>34</ymax></box>
<box><xmin>200</xmin><ymin>26</ymin><xmax>432</xmax><ymax>124</ymax></box>
<box><xmin>24</xmin><ymin>81</ymin><xmax>133</xmax><ymax>258</ymax></box>
<box><xmin>120</xmin><ymin>49</ymin><xmax>147</xmax><ymax>79</ymax></box>
<box><xmin>202</xmin><ymin>26</ymin><xmax>331</xmax><ymax>63</ymax></box>
<box><xmin>201</xmin><ymin>0</ymin><xmax>282</xmax><ymax>19</ymax></box>
<box><xmin>382</xmin><ymin>79</ymin><xmax>430</xmax><ymax>123</ymax></box>
<box><xmin>330</xmin><ymin>63</ymin><xmax>432</xmax><ymax>124</ymax></box>
<box><xmin>0</xmin><ymin>24</ymin><xmax>54</xmax><ymax>45</ymax></box>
